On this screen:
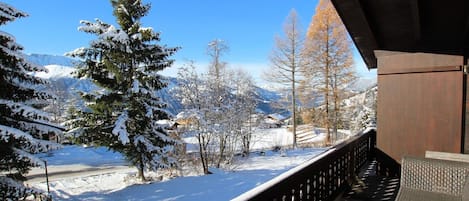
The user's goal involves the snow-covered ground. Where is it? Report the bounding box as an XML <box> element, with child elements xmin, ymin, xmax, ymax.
<box><xmin>183</xmin><ymin>127</ymin><xmax>295</xmax><ymax>153</ymax></box>
<box><xmin>27</xmin><ymin>127</ymin><xmax>329</xmax><ymax>201</ymax></box>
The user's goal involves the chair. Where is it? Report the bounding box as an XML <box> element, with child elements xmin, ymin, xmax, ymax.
<box><xmin>396</xmin><ymin>156</ymin><xmax>469</xmax><ymax>201</ymax></box>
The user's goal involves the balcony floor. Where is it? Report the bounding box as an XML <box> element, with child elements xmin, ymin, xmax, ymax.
<box><xmin>337</xmin><ymin>160</ymin><xmax>400</xmax><ymax>201</ymax></box>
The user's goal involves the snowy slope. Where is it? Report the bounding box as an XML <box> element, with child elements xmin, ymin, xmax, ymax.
<box><xmin>26</xmin><ymin>53</ymin><xmax>77</xmax><ymax>67</ymax></box>
<box><xmin>347</xmin><ymin>77</ymin><xmax>377</xmax><ymax>93</ymax></box>
<box><xmin>28</xmin><ymin>127</ymin><xmax>326</xmax><ymax>201</ymax></box>
<box><xmin>34</xmin><ymin>65</ymin><xmax>75</xmax><ymax>79</ymax></box>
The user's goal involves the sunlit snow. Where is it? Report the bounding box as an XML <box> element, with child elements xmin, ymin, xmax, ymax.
<box><xmin>27</xmin><ymin>127</ymin><xmax>328</xmax><ymax>201</ymax></box>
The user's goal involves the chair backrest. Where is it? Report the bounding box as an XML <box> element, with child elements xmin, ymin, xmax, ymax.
<box><xmin>401</xmin><ymin>156</ymin><xmax>469</xmax><ymax>196</ymax></box>
<box><xmin>425</xmin><ymin>151</ymin><xmax>469</xmax><ymax>163</ymax></box>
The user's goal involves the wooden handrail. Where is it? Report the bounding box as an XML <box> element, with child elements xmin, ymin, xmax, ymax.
<box><xmin>232</xmin><ymin>129</ymin><xmax>376</xmax><ymax>201</ymax></box>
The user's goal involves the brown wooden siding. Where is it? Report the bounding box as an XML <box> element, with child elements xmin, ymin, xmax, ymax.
<box><xmin>376</xmin><ymin>51</ymin><xmax>463</xmax><ymax>75</ymax></box>
<box><xmin>377</xmin><ymin>52</ymin><xmax>463</xmax><ymax>162</ymax></box>
<box><xmin>465</xmin><ymin>75</ymin><xmax>469</xmax><ymax>154</ymax></box>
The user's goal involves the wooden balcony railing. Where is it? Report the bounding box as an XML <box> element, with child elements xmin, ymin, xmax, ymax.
<box><xmin>232</xmin><ymin>129</ymin><xmax>376</xmax><ymax>201</ymax></box>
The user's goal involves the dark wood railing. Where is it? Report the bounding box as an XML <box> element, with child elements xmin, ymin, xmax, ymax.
<box><xmin>233</xmin><ymin>129</ymin><xmax>376</xmax><ymax>201</ymax></box>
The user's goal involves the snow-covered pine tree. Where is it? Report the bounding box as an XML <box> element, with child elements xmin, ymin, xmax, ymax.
<box><xmin>0</xmin><ymin>2</ymin><xmax>61</xmax><ymax>200</ymax></box>
<box><xmin>66</xmin><ymin>0</ymin><xmax>179</xmax><ymax>181</ymax></box>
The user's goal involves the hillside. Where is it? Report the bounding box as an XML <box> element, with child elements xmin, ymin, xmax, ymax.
<box><xmin>27</xmin><ymin>54</ymin><xmax>284</xmax><ymax>118</ymax></box>
<box><xmin>28</xmin><ymin>54</ymin><xmax>377</xmax><ymax>129</ymax></box>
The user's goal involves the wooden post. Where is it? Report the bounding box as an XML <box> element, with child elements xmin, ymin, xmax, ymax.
<box><xmin>44</xmin><ymin>160</ymin><xmax>50</xmax><ymax>196</ymax></box>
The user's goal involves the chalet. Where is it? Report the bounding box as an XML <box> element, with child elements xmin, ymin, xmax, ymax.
<box><xmin>233</xmin><ymin>1</ymin><xmax>469</xmax><ymax>200</ymax></box>
<box><xmin>263</xmin><ymin>113</ymin><xmax>287</xmax><ymax>128</ymax></box>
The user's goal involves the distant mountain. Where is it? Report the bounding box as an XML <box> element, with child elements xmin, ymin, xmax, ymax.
<box><xmin>338</xmin><ymin>82</ymin><xmax>377</xmax><ymax>133</ymax></box>
<box><xmin>30</xmin><ymin>54</ymin><xmax>376</xmax><ymax>124</ymax></box>
<box><xmin>30</xmin><ymin>54</ymin><xmax>283</xmax><ymax>119</ymax></box>
<box><xmin>347</xmin><ymin>77</ymin><xmax>377</xmax><ymax>93</ymax></box>
<box><xmin>26</xmin><ymin>53</ymin><xmax>78</xmax><ymax>67</ymax></box>
<box><xmin>307</xmin><ymin>77</ymin><xmax>377</xmax><ymax>133</ymax></box>
<box><xmin>35</xmin><ymin>65</ymin><xmax>75</xmax><ymax>79</ymax></box>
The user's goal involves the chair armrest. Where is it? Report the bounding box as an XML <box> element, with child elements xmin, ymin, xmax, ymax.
<box><xmin>463</xmin><ymin>175</ymin><xmax>469</xmax><ymax>201</ymax></box>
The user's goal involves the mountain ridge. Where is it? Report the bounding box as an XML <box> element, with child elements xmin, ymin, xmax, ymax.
<box><xmin>30</xmin><ymin>54</ymin><xmax>376</xmax><ymax>123</ymax></box>
<box><xmin>30</xmin><ymin>54</ymin><xmax>283</xmax><ymax>117</ymax></box>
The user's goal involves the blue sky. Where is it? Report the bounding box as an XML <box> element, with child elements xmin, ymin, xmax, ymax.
<box><xmin>3</xmin><ymin>0</ymin><xmax>376</xmax><ymax>82</ymax></box>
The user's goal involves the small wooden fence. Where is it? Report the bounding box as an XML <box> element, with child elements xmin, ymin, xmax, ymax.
<box><xmin>232</xmin><ymin>129</ymin><xmax>376</xmax><ymax>201</ymax></box>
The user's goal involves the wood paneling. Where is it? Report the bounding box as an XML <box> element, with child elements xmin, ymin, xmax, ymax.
<box><xmin>465</xmin><ymin>75</ymin><xmax>469</xmax><ymax>154</ymax></box>
<box><xmin>376</xmin><ymin>51</ymin><xmax>463</xmax><ymax>75</ymax></box>
<box><xmin>377</xmin><ymin>52</ymin><xmax>464</xmax><ymax>162</ymax></box>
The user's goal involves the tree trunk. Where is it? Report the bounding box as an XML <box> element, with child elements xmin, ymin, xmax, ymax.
<box><xmin>216</xmin><ymin>135</ymin><xmax>225</xmax><ymax>168</ymax></box>
<box><xmin>324</xmin><ymin>22</ymin><xmax>331</xmax><ymax>146</ymax></box>
<box><xmin>197</xmin><ymin>134</ymin><xmax>210</xmax><ymax>174</ymax></box>
<box><xmin>333</xmin><ymin>73</ymin><xmax>340</xmax><ymax>142</ymax></box>
<box><xmin>292</xmin><ymin>72</ymin><xmax>297</xmax><ymax>148</ymax></box>
<box><xmin>138</xmin><ymin>154</ymin><xmax>146</xmax><ymax>182</ymax></box>
<box><xmin>325</xmin><ymin>65</ymin><xmax>331</xmax><ymax>145</ymax></box>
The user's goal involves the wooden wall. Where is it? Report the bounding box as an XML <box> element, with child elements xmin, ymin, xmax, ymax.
<box><xmin>376</xmin><ymin>51</ymin><xmax>464</xmax><ymax>162</ymax></box>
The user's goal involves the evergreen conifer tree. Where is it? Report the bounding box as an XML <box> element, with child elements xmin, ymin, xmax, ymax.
<box><xmin>0</xmin><ymin>2</ymin><xmax>60</xmax><ymax>199</ymax></box>
<box><xmin>67</xmin><ymin>0</ymin><xmax>179</xmax><ymax>181</ymax></box>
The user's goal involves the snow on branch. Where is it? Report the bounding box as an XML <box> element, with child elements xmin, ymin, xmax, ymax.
<box><xmin>0</xmin><ymin>43</ymin><xmax>22</xmax><ymax>61</ymax></box>
<box><xmin>143</xmin><ymin>102</ymin><xmax>153</xmax><ymax>117</ymax></box>
<box><xmin>152</xmin><ymin>127</ymin><xmax>177</xmax><ymax>144</ymax></box>
<box><xmin>0</xmin><ymin>30</ymin><xmax>15</xmax><ymax>42</ymax></box>
<box><xmin>13</xmin><ymin>148</ymin><xmax>45</xmax><ymax>167</ymax></box>
<box><xmin>0</xmin><ymin>124</ymin><xmax>35</xmax><ymax>142</ymax></box>
<box><xmin>0</xmin><ymin>125</ymin><xmax>60</xmax><ymax>153</ymax></box>
<box><xmin>112</xmin><ymin>111</ymin><xmax>130</xmax><ymax>144</ymax></box>
<box><xmin>134</xmin><ymin>135</ymin><xmax>157</xmax><ymax>152</ymax></box>
<box><xmin>117</xmin><ymin>4</ymin><xmax>129</xmax><ymax>16</ymax></box>
<box><xmin>77</xmin><ymin>19</ymin><xmax>132</xmax><ymax>52</ymax></box>
<box><xmin>19</xmin><ymin>121</ymin><xmax>63</xmax><ymax>135</ymax></box>
<box><xmin>100</xmin><ymin>25</ymin><xmax>129</xmax><ymax>45</ymax></box>
<box><xmin>0</xmin><ymin>2</ymin><xmax>27</xmax><ymax>24</ymax></box>
<box><xmin>11</xmin><ymin>76</ymin><xmax>49</xmax><ymax>95</ymax></box>
<box><xmin>0</xmin><ymin>175</ymin><xmax>47</xmax><ymax>199</ymax></box>
<box><xmin>1</xmin><ymin>100</ymin><xmax>51</xmax><ymax>124</ymax></box>
<box><xmin>78</xmin><ymin>19</ymin><xmax>110</xmax><ymax>34</ymax></box>
<box><xmin>133</xmin><ymin>135</ymin><xmax>176</xmax><ymax>169</ymax></box>
<box><xmin>131</xmin><ymin>79</ymin><xmax>140</xmax><ymax>93</ymax></box>
<box><xmin>65</xmin><ymin>47</ymin><xmax>87</xmax><ymax>58</ymax></box>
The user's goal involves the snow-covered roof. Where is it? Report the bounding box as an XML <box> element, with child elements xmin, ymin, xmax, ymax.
<box><xmin>267</xmin><ymin>113</ymin><xmax>287</xmax><ymax>121</ymax></box>
<box><xmin>156</xmin><ymin>119</ymin><xmax>175</xmax><ymax>128</ymax></box>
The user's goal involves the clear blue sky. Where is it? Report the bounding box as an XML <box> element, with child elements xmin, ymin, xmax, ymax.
<box><xmin>2</xmin><ymin>0</ymin><xmax>376</xmax><ymax>81</ymax></box>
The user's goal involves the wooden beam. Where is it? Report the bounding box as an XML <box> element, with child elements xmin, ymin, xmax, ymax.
<box><xmin>409</xmin><ymin>0</ymin><xmax>421</xmax><ymax>43</ymax></box>
<box><xmin>464</xmin><ymin>8</ymin><xmax>469</xmax><ymax>54</ymax></box>
<box><xmin>331</xmin><ymin>0</ymin><xmax>379</xmax><ymax>69</ymax></box>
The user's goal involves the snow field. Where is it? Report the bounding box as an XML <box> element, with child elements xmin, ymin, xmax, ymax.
<box><xmin>31</xmin><ymin>148</ymin><xmax>324</xmax><ymax>201</ymax></box>
<box><xmin>27</xmin><ymin>127</ymin><xmax>328</xmax><ymax>201</ymax></box>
